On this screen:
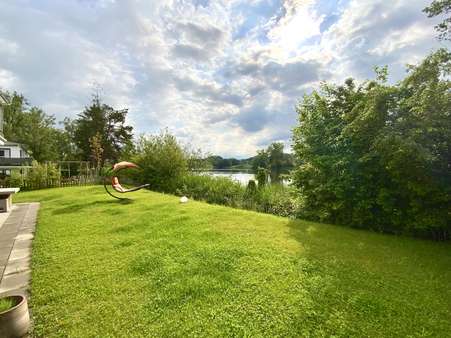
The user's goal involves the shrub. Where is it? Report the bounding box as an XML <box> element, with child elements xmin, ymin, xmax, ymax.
<box><xmin>6</xmin><ymin>170</ymin><xmax>24</xmax><ymax>187</ymax></box>
<box><xmin>27</xmin><ymin>161</ymin><xmax>60</xmax><ymax>188</ymax></box>
<box><xmin>256</xmin><ymin>167</ymin><xmax>268</xmax><ymax>188</ymax></box>
<box><xmin>255</xmin><ymin>184</ymin><xmax>298</xmax><ymax>218</ymax></box>
<box><xmin>243</xmin><ymin>180</ymin><xmax>258</xmax><ymax>209</ymax></box>
<box><xmin>292</xmin><ymin>50</ymin><xmax>451</xmax><ymax>239</ymax></box>
<box><xmin>133</xmin><ymin>131</ymin><xmax>188</xmax><ymax>192</ymax></box>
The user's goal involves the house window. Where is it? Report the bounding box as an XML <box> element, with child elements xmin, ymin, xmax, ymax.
<box><xmin>0</xmin><ymin>148</ymin><xmax>10</xmax><ymax>158</ymax></box>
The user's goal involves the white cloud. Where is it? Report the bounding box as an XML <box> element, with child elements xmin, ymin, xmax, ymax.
<box><xmin>0</xmin><ymin>0</ymin><xmax>447</xmax><ymax>157</ymax></box>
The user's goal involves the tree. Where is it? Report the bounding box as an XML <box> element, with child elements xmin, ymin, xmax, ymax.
<box><xmin>1</xmin><ymin>91</ymin><xmax>27</xmax><ymax>140</ymax></box>
<box><xmin>55</xmin><ymin>118</ymin><xmax>81</xmax><ymax>161</ymax></box>
<box><xmin>0</xmin><ymin>91</ymin><xmax>64</xmax><ymax>162</ymax></box>
<box><xmin>292</xmin><ymin>49</ymin><xmax>451</xmax><ymax>240</ymax></box>
<box><xmin>20</xmin><ymin>107</ymin><xmax>62</xmax><ymax>162</ymax></box>
<box><xmin>252</xmin><ymin>150</ymin><xmax>269</xmax><ymax>171</ymax></box>
<box><xmin>253</xmin><ymin>143</ymin><xmax>288</xmax><ymax>182</ymax></box>
<box><xmin>74</xmin><ymin>94</ymin><xmax>133</xmax><ymax>165</ymax></box>
<box><xmin>255</xmin><ymin>167</ymin><xmax>268</xmax><ymax>188</ymax></box>
<box><xmin>268</xmin><ymin>142</ymin><xmax>284</xmax><ymax>183</ymax></box>
<box><xmin>424</xmin><ymin>0</ymin><xmax>451</xmax><ymax>40</ymax></box>
<box><xmin>89</xmin><ymin>132</ymin><xmax>104</xmax><ymax>169</ymax></box>
<box><xmin>185</xmin><ymin>147</ymin><xmax>212</xmax><ymax>171</ymax></box>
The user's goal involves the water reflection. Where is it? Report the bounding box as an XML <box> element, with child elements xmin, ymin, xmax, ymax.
<box><xmin>206</xmin><ymin>171</ymin><xmax>255</xmax><ymax>185</ymax></box>
<box><xmin>200</xmin><ymin>171</ymin><xmax>291</xmax><ymax>186</ymax></box>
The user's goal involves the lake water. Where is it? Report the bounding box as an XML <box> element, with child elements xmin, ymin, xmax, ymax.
<box><xmin>207</xmin><ymin>171</ymin><xmax>255</xmax><ymax>186</ymax></box>
<box><xmin>201</xmin><ymin>171</ymin><xmax>291</xmax><ymax>186</ymax></box>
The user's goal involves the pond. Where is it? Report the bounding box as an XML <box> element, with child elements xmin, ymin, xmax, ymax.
<box><xmin>206</xmin><ymin>171</ymin><xmax>255</xmax><ymax>186</ymax></box>
<box><xmin>200</xmin><ymin>171</ymin><xmax>291</xmax><ymax>186</ymax></box>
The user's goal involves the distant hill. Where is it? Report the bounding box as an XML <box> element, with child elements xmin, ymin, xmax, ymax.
<box><xmin>207</xmin><ymin>154</ymin><xmax>294</xmax><ymax>172</ymax></box>
<box><xmin>206</xmin><ymin>155</ymin><xmax>254</xmax><ymax>170</ymax></box>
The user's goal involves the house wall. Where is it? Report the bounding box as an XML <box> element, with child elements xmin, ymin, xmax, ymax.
<box><xmin>0</xmin><ymin>145</ymin><xmax>27</xmax><ymax>158</ymax></box>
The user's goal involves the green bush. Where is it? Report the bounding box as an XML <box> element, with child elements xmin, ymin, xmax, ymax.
<box><xmin>133</xmin><ymin>132</ymin><xmax>188</xmax><ymax>192</ymax></box>
<box><xmin>6</xmin><ymin>170</ymin><xmax>24</xmax><ymax>187</ymax></box>
<box><xmin>27</xmin><ymin>161</ymin><xmax>60</xmax><ymax>188</ymax></box>
<box><xmin>256</xmin><ymin>167</ymin><xmax>268</xmax><ymax>188</ymax></box>
<box><xmin>292</xmin><ymin>50</ymin><xmax>451</xmax><ymax>240</ymax></box>
<box><xmin>243</xmin><ymin>180</ymin><xmax>258</xmax><ymax>209</ymax></box>
<box><xmin>255</xmin><ymin>184</ymin><xmax>298</xmax><ymax>217</ymax></box>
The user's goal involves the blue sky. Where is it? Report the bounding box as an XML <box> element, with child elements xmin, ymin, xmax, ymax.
<box><xmin>0</xmin><ymin>0</ymin><xmax>448</xmax><ymax>157</ymax></box>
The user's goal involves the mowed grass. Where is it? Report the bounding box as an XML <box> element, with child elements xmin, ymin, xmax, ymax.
<box><xmin>14</xmin><ymin>186</ymin><xmax>451</xmax><ymax>337</ymax></box>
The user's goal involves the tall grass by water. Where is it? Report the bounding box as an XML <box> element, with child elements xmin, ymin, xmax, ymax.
<box><xmin>177</xmin><ymin>174</ymin><xmax>297</xmax><ymax>217</ymax></box>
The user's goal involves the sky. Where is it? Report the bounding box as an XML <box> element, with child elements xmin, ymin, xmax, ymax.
<box><xmin>0</xmin><ymin>0</ymin><xmax>448</xmax><ymax>157</ymax></box>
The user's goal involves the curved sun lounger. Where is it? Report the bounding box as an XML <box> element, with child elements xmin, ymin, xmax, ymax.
<box><xmin>104</xmin><ymin>161</ymin><xmax>150</xmax><ymax>199</ymax></box>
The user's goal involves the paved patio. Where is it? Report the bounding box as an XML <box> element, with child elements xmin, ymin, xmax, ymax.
<box><xmin>0</xmin><ymin>203</ymin><xmax>39</xmax><ymax>296</ymax></box>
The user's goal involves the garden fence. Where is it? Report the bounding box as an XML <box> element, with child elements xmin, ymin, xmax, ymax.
<box><xmin>0</xmin><ymin>175</ymin><xmax>101</xmax><ymax>191</ymax></box>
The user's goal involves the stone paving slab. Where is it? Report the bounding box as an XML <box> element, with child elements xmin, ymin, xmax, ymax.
<box><xmin>0</xmin><ymin>270</ymin><xmax>31</xmax><ymax>294</ymax></box>
<box><xmin>4</xmin><ymin>256</ymin><xmax>31</xmax><ymax>275</ymax></box>
<box><xmin>0</xmin><ymin>203</ymin><xmax>40</xmax><ymax>297</ymax></box>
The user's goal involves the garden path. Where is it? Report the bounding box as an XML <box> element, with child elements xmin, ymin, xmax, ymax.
<box><xmin>0</xmin><ymin>203</ymin><xmax>39</xmax><ymax>296</ymax></box>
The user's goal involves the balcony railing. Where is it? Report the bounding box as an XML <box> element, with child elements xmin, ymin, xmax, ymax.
<box><xmin>0</xmin><ymin>157</ymin><xmax>33</xmax><ymax>166</ymax></box>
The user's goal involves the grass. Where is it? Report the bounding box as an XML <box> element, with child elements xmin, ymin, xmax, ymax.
<box><xmin>14</xmin><ymin>186</ymin><xmax>451</xmax><ymax>337</ymax></box>
<box><xmin>0</xmin><ymin>297</ymin><xmax>14</xmax><ymax>313</ymax></box>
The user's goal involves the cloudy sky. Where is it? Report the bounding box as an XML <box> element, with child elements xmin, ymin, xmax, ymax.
<box><xmin>0</xmin><ymin>0</ymin><xmax>448</xmax><ymax>157</ymax></box>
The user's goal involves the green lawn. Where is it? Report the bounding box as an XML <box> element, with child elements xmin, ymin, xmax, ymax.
<box><xmin>15</xmin><ymin>186</ymin><xmax>451</xmax><ymax>337</ymax></box>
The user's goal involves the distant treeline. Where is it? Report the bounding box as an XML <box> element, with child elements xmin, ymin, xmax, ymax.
<box><xmin>207</xmin><ymin>148</ymin><xmax>294</xmax><ymax>173</ymax></box>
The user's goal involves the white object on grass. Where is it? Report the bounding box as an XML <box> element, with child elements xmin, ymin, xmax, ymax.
<box><xmin>180</xmin><ymin>196</ymin><xmax>189</xmax><ymax>203</ymax></box>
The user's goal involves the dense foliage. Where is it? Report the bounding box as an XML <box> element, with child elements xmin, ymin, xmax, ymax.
<box><xmin>207</xmin><ymin>156</ymin><xmax>247</xmax><ymax>169</ymax></box>
<box><xmin>0</xmin><ymin>92</ymin><xmax>70</xmax><ymax>161</ymax></box>
<box><xmin>0</xmin><ymin>91</ymin><xmax>133</xmax><ymax>163</ymax></box>
<box><xmin>73</xmin><ymin>95</ymin><xmax>133</xmax><ymax>165</ymax></box>
<box><xmin>207</xmin><ymin>147</ymin><xmax>294</xmax><ymax>174</ymax></box>
<box><xmin>252</xmin><ymin>143</ymin><xmax>294</xmax><ymax>181</ymax></box>
<box><xmin>292</xmin><ymin>50</ymin><xmax>451</xmax><ymax>240</ymax></box>
<box><xmin>132</xmin><ymin>131</ymin><xmax>189</xmax><ymax>192</ymax></box>
<box><xmin>1</xmin><ymin>161</ymin><xmax>62</xmax><ymax>190</ymax></box>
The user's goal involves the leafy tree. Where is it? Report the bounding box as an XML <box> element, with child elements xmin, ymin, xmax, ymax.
<box><xmin>185</xmin><ymin>147</ymin><xmax>212</xmax><ymax>171</ymax></box>
<box><xmin>20</xmin><ymin>107</ymin><xmax>62</xmax><ymax>162</ymax></box>
<box><xmin>268</xmin><ymin>142</ymin><xmax>284</xmax><ymax>183</ymax></box>
<box><xmin>0</xmin><ymin>91</ymin><xmax>64</xmax><ymax>162</ymax></box>
<box><xmin>1</xmin><ymin>91</ymin><xmax>27</xmax><ymax>139</ymax></box>
<box><xmin>253</xmin><ymin>143</ymin><xmax>291</xmax><ymax>182</ymax></box>
<box><xmin>54</xmin><ymin>118</ymin><xmax>81</xmax><ymax>161</ymax></box>
<box><xmin>74</xmin><ymin>94</ymin><xmax>133</xmax><ymax>165</ymax></box>
<box><xmin>424</xmin><ymin>0</ymin><xmax>451</xmax><ymax>40</ymax></box>
<box><xmin>292</xmin><ymin>49</ymin><xmax>451</xmax><ymax>240</ymax></box>
<box><xmin>89</xmin><ymin>132</ymin><xmax>104</xmax><ymax>169</ymax></box>
<box><xmin>255</xmin><ymin>167</ymin><xmax>268</xmax><ymax>188</ymax></box>
<box><xmin>252</xmin><ymin>150</ymin><xmax>269</xmax><ymax>171</ymax></box>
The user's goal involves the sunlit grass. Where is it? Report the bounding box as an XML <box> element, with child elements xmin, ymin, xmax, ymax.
<box><xmin>15</xmin><ymin>186</ymin><xmax>451</xmax><ymax>337</ymax></box>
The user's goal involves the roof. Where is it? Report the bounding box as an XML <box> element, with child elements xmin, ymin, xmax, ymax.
<box><xmin>2</xmin><ymin>141</ymin><xmax>25</xmax><ymax>147</ymax></box>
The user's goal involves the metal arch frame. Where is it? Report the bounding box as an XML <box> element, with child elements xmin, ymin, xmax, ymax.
<box><xmin>103</xmin><ymin>163</ymin><xmax>149</xmax><ymax>200</ymax></box>
<box><xmin>103</xmin><ymin>174</ymin><xmax>124</xmax><ymax>200</ymax></box>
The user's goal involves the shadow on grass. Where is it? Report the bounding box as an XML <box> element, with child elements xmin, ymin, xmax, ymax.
<box><xmin>52</xmin><ymin>198</ymin><xmax>134</xmax><ymax>215</ymax></box>
<box><xmin>281</xmin><ymin>216</ymin><xmax>451</xmax><ymax>336</ymax></box>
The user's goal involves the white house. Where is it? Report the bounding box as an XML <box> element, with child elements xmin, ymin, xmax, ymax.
<box><xmin>0</xmin><ymin>93</ymin><xmax>32</xmax><ymax>176</ymax></box>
